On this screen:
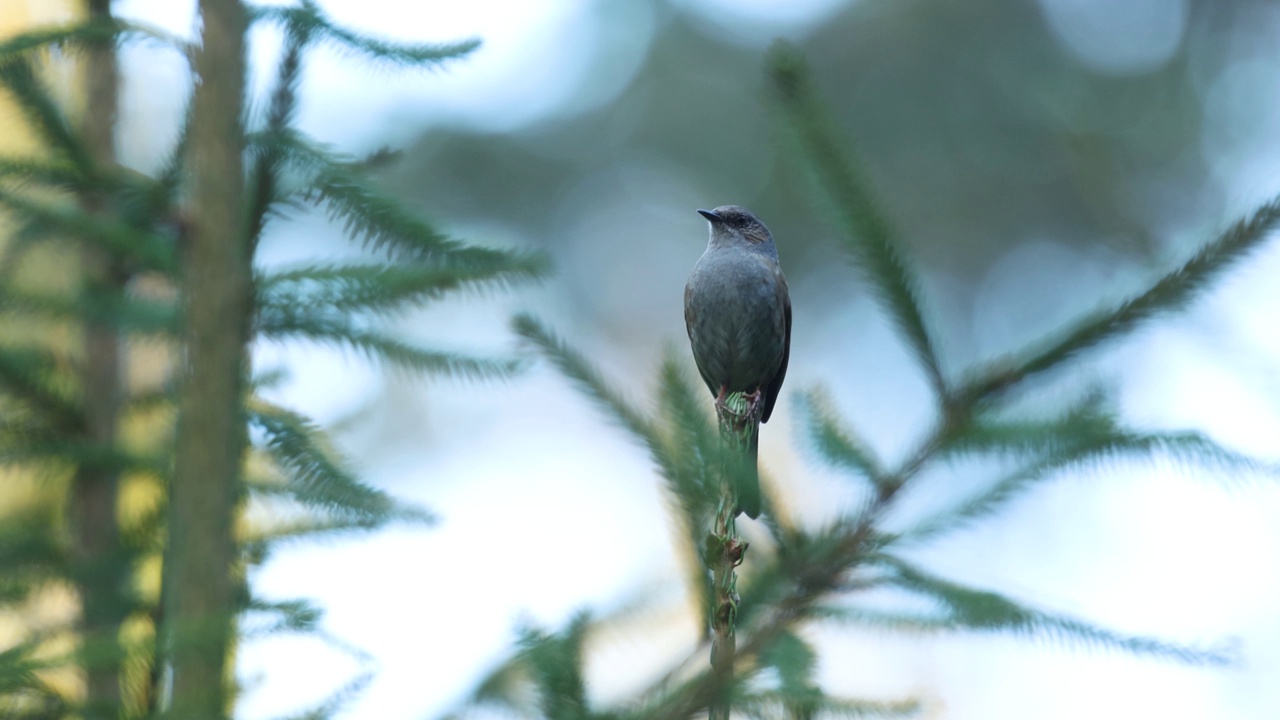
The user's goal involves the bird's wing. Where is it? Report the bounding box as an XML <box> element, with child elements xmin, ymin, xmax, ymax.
<box><xmin>684</xmin><ymin>279</ymin><xmax>719</xmax><ymax>396</ymax></box>
<box><xmin>762</xmin><ymin>268</ymin><xmax>790</xmax><ymax>424</ymax></box>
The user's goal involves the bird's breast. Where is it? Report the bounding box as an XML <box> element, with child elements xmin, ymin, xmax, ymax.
<box><xmin>685</xmin><ymin>248</ymin><xmax>787</xmax><ymax>392</ymax></box>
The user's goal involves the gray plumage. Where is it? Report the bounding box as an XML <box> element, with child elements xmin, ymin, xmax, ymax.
<box><xmin>684</xmin><ymin>205</ymin><xmax>791</xmax><ymax>518</ymax></box>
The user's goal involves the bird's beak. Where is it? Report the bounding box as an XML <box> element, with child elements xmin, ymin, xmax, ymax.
<box><xmin>697</xmin><ymin>208</ymin><xmax>721</xmax><ymax>222</ymax></box>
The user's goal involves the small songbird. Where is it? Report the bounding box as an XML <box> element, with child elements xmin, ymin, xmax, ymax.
<box><xmin>684</xmin><ymin>205</ymin><xmax>791</xmax><ymax>519</ymax></box>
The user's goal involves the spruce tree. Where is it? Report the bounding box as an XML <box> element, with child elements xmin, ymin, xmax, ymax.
<box><xmin>0</xmin><ymin>2</ymin><xmax>541</xmax><ymax>717</ymax></box>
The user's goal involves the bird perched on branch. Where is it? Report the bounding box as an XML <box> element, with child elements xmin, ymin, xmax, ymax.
<box><xmin>684</xmin><ymin>205</ymin><xmax>791</xmax><ymax>519</ymax></box>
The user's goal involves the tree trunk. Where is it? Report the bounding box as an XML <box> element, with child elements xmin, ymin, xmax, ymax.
<box><xmin>73</xmin><ymin>1</ymin><xmax>124</xmax><ymax>715</ymax></box>
<box><xmin>164</xmin><ymin>0</ymin><xmax>249</xmax><ymax>717</ymax></box>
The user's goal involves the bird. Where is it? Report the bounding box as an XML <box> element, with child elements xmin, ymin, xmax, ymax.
<box><xmin>684</xmin><ymin>205</ymin><xmax>791</xmax><ymax>519</ymax></box>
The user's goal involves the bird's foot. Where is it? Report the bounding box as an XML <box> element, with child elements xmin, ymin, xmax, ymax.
<box><xmin>713</xmin><ymin>385</ymin><xmax>729</xmax><ymax>413</ymax></box>
<box><xmin>714</xmin><ymin>387</ymin><xmax>763</xmax><ymax>424</ymax></box>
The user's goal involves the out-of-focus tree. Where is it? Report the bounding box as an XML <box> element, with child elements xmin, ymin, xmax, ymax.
<box><xmin>0</xmin><ymin>1</ymin><xmax>541</xmax><ymax>718</ymax></box>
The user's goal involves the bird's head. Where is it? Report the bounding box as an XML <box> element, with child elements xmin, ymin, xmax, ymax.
<box><xmin>698</xmin><ymin>205</ymin><xmax>775</xmax><ymax>253</ymax></box>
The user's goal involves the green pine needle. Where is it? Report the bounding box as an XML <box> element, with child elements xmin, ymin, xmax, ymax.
<box><xmin>0</xmin><ymin>508</ymin><xmax>66</xmax><ymax>605</ymax></box>
<box><xmin>272</xmin><ymin>673</ymin><xmax>375</xmax><ymax>720</ymax></box>
<box><xmin>458</xmin><ymin>657</ymin><xmax>533</xmax><ymax>717</ymax></box>
<box><xmin>251</xmin><ymin>1</ymin><xmax>479</xmax><ymax>69</ymax></box>
<box><xmin>901</xmin><ymin>426</ymin><xmax>1274</xmax><ymax>543</ymax></box>
<box><xmin>767</xmin><ymin>42</ymin><xmax>947</xmax><ymax>401</ymax></box>
<box><xmin>0</xmin><ymin>284</ymin><xmax>178</xmax><ymax>336</ymax></box>
<box><xmin>503</xmin><ymin>321</ymin><xmax>739</xmax><ymax>635</ymax></box>
<box><xmin>867</xmin><ymin>556</ymin><xmax>1232</xmax><ymax>665</ymax></box>
<box><xmin>736</xmin><ymin>691</ymin><xmax>921</xmax><ymax>719</ymax></box>
<box><xmin>519</xmin><ymin>611</ymin><xmax>592</xmax><ymax>720</ymax></box>
<box><xmin>513</xmin><ymin>314</ymin><xmax>661</xmax><ymax>453</ymax></box>
<box><xmin>247</xmin><ymin>23</ymin><xmax>307</xmax><ymax>250</ymax></box>
<box><xmin>244</xmin><ymin>598</ymin><xmax>324</xmax><ymax>636</ymax></box>
<box><xmin>960</xmin><ymin>195</ymin><xmax>1280</xmax><ymax>404</ymax></box>
<box><xmin>0</xmin><ymin>17</ymin><xmax>189</xmax><ymax>66</ymax></box>
<box><xmin>255</xmin><ymin>128</ymin><xmax>547</xmax><ymax>274</ymax></box>
<box><xmin>758</xmin><ymin>631</ymin><xmax>817</xmax><ymax>693</ymax></box>
<box><xmin>258</xmin><ymin>260</ymin><xmax>544</xmax><ymax>316</ymax></box>
<box><xmin>249</xmin><ymin>401</ymin><xmax>434</xmax><ymax>526</ymax></box>
<box><xmin>657</xmin><ymin>355</ymin><xmax>724</xmax><ymax>510</ymax></box>
<box><xmin>796</xmin><ymin>388</ymin><xmax>885</xmax><ymax>485</ymax></box>
<box><xmin>0</xmin><ymin>58</ymin><xmax>89</xmax><ymax>171</ymax></box>
<box><xmin>0</xmin><ymin>635</ymin><xmax>56</xmax><ymax>698</ymax></box>
<box><xmin>122</xmin><ymin>103</ymin><xmax>193</xmax><ymax>231</ymax></box>
<box><xmin>0</xmin><ymin>187</ymin><xmax>175</xmax><ymax>273</ymax></box>
<box><xmin>258</xmin><ymin>309</ymin><xmax>521</xmax><ymax>380</ymax></box>
<box><xmin>303</xmin><ymin>162</ymin><xmax>470</xmax><ymax>260</ymax></box>
<box><xmin>513</xmin><ymin>318</ymin><xmax>736</xmax><ymax>631</ymax></box>
<box><xmin>657</xmin><ymin>355</ymin><xmax>723</xmax><ymax>633</ymax></box>
<box><xmin>0</xmin><ymin>435</ymin><xmax>164</xmax><ymax>476</ymax></box>
<box><xmin>931</xmin><ymin>392</ymin><xmax>1118</xmax><ymax>464</ymax></box>
<box><xmin>0</xmin><ymin>157</ymin><xmax>83</xmax><ymax>191</ymax></box>
<box><xmin>241</xmin><ymin>518</ymin><xmax>393</xmax><ymax>551</ymax></box>
<box><xmin>0</xmin><ymin>347</ymin><xmax>79</xmax><ymax>432</ymax></box>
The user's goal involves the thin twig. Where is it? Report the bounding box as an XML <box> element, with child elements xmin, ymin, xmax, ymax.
<box><xmin>708</xmin><ymin>392</ymin><xmax>758</xmax><ymax>719</ymax></box>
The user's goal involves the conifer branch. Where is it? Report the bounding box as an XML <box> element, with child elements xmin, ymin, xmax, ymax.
<box><xmin>0</xmin><ymin>57</ymin><xmax>90</xmax><ymax>171</ymax></box>
<box><xmin>899</xmin><ymin>426</ymin><xmax>1273</xmax><ymax>544</ymax></box>
<box><xmin>959</xmin><ymin>195</ymin><xmax>1280</xmax><ymax>404</ymax></box>
<box><xmin>0</xmin><ymin>440</ymin><xmax>162</xmax><ymax>476</ymax></box>
<box><xmin>516</xmin><ymin>320</ymin><xmax>735</xmax><ymax>637</ymax></box>
<box><xmin>520</xmin><ymin>612</ymin><xmax>592</xmax><ymax>720</ymax></box>
<box><xmin>245</xmin><ymin>9</ymin><xmax>307</xmax><ymax>251</ymax></box>
<box><xmin>516</xmin><ymin>319</ymin><xmax>743</xmax><ymax>637</ymax></box>
<box><xmin>0</xmin><ymin>347</ymin><xmax>81</xmax><ymax>431</ymax></box>
<box><xmin>239</xmin><ymin>518</ymin><xmax>388</xmax><ymax>551</ymax></box>
<box><xmin>513</xmin><ymin>314</ymin><xmax>663</xmax><ymax>454</ymax></box>
<box><xmin>302</xmin><ymin>155</ymin><xmax>488</xmax><ymax>260</ymax></box>
<box><xmin>0</xmin><ymin>284</ymin><xmax>177</xmax><ymax>335</ymax></box>
<box><xmin>936</xmin><ymin>394</ymin><xmax>1114</xmax><ymax>460</ymax></box>
<box><xmin>657</xmin><ymin>358</ymin><xmax>723</xmax><ymax>631</ymax></box>
<box><xmin>253</xmin><ymin>128</ymin><xmax>546</xmax><ymax>273</ymax></box>
<box><xmin>270</xmin><ymin>673</ymin><xmax>374</xmax><ymax>720</ymax></box>
<box><xmin>0</xmin><ymin>157</ymin><xmax>83</xmax><ymax>190</ymax></box>
<box><xmin>248</xmin><ymin>401</ymin><xmax>434</xmax><ymax>526</ymax></box>
<box><xmin>735</xmin><ymin>691</ymin><xmax>921</xmax><ymax>719</ymax></box>
<box><xmin>744</xmin><ymin>628</ymin><xmax>917</xmax><ymax>719</ymax></box>
<box><xmin>757</xmin><ymin>629</ymin><xmax>816</xmax><ymax>695</ymax></box>
<box><xmin>0</xmin><ymin>17</ymin><xmax>189</xmax><ymax>66</ymax></box>
<box><xmin>258</xmin><ymin>261</ymin><xmax>543</xmax><ymax>315</ymax></box>
<box><xmin>0</xmin><ymin>507</ymin><xmax>66</xmax><ymax>603</ymax></box>
<box><xmin>136</xmin><ymin>103</ymin><xmax>195</xmax><ymax>225</ymax></box>
<box><xmin>766</xmin><ymin>43</ymin><xmax>947</xmax><ymax>402</ymax></box>
<box><xmin>243</xmin><ymin>598</ymin><xmax>322</xmax><ymax>636</ymax></box>
<box><xmin>0</xmin><ymin>187</ymin><xmax>176</xmax><ymax>272</ymax></box>
<box><xmin>709</xmin><ymin>393</ymin><xmax>758</xmax><ymax>720</ymax></box>
<box><xmin>869</xmin><ymin>555</ymin><xmax>1231</xmax><ymax>664</ymax></box>
<box><xmin>259</xmin><ymin>310</ymin><xmax>520</xmax><ymax>380</ymax></box>
<box><xmin>0</xmin><ymin>3</ymin><xmax>528</xmax><ymax>717</ymax></box>
<box><xmin>449</xmin><ymin>655</ymin><xmax>530</xmax><ymax>717</ymax></box>
<box><xmin>796</xmin><ymin>388</ymin><xmax>885</xmax><ymax>485</ymax></box>
<box><xmin>250</xmin><ymin>1</ymin><xmax>479</xmax><ymax>69</ymax></box>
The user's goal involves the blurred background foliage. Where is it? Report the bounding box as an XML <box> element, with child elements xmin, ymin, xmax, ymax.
<box><xmin>2</xmin><ymin>0</ymin><xmax>1280</xmax><ymax>718</ymax></box>
<box><xmin>354</xmin><ymin>0</ymin><xmax>1280</xmax><ymax>463</ymax></box>
<box><xmin>383</xmin><ymin>0</ymin><xmax>1239</xmax><ymax>349</ymax></box>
